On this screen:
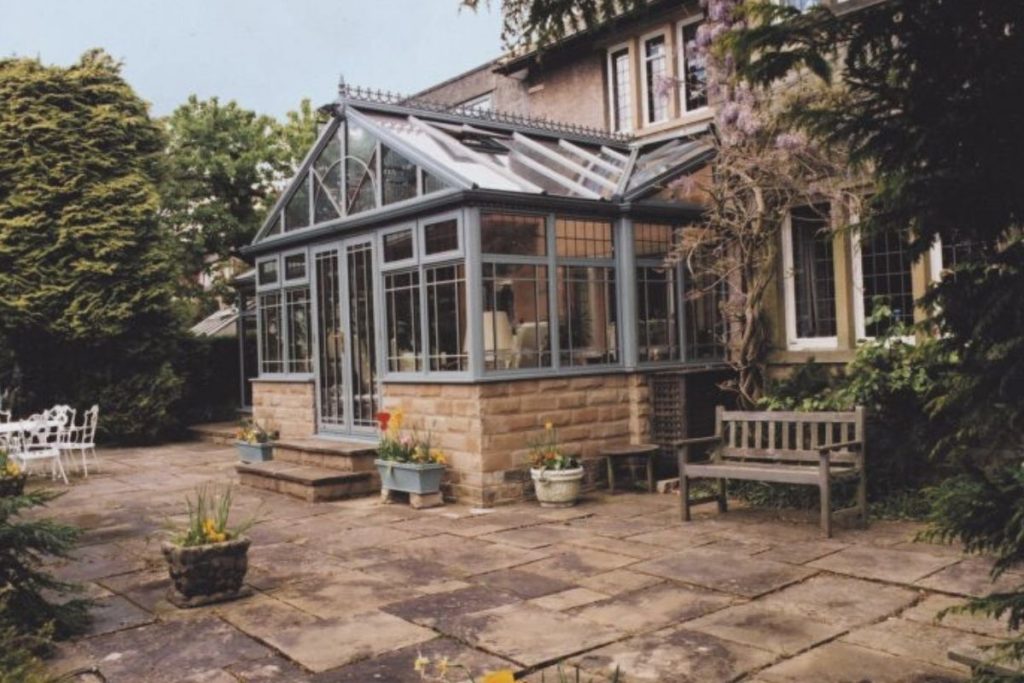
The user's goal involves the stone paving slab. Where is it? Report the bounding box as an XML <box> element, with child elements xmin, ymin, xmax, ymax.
<box><xmin>572</xmin><ymin>582</ymin><xmax>736</xmax><ymax>634</ymax></box>
<box><xmin>433</xmin><ymin>602</ymin><xmax>625</xmax><ymax>667</ymax></box>
<box><xmin>901</xmin><ymin>594</ymin><xmax>1014</xmax><ymax>639</ymax></box>
<box><xmin>529</xmin><ymin>587</ymin><xmax>607</xmax><ymax>611</ymax></box>
<box><xmin>268</xmin><ymin>568</ymin><xmax>414</xmax><ymax>618</ymax></box>
<box><xmin>755</xmin><ymin>641</ymin><xmax>966</xmax><ymax>682</ymax></box>
<box><xmin>842</xmin><ymin>617</ymin><xmax>1000</xmax><ymax>673</ymax></box>
<box><xmin>687</xmin><ymin>600</ymin><xmax>845</xmax><ymax>655</ymax></box>
<box><xmin>756</xmin><ymin>539</ymin><xmax>848</xmax><ymax>565</ymax></box>
<box><xmin>809</xmin><ymin>544</ymin><xmax>960</xmax><ymax>584</ymax></box>
<box><xmin>515</xmin><ymin>545</ymin><xmax>638</xmax><ymax>581</ymax></box>
<box><xmin>470</xmin><ymin>568</ymin><xmax>577</xmax><ymax>599</ymax></box>
<box><xmin>756</xmin><ymin>574</ymin><xmax>918</xmax><ymax>628</ymax></box>
<box><xmin>571</xmin><ymin>625</ymin><xmax>777</xmax><ymax>683</ymax></box>
<box><xmin>397</xmin><ymin>533</ymin><xmax>550</xmax><ymax>576</ymax></box>
<box><xmin>381</xmin><ymin>584</ymin><xmax>521</xmax><ymax>627</ymax></box>
<box><xmin>633</xmin><ymin>548</ymin><xmax>816</xmax><ymax>597</ymax></box>
<box><xmin>83</xmin><ymin>595</ymin><xmax>156</xmax><ymax>638</ymax></box>
<box><xmin>481</xmin><ymin>523</ymin><xmax>592</xmax><ymax>549</ymax></box>
<box><xmin>577</xmin><ymin>568</ymin><xmax>665</xmax><ymax>596</ymax></box>
<box><xmin>917</xmin><ymin>557</ymin><xmax>1024</xmax><ymax>597</ymax></box>
<box><xmin>310</xmin><ymin>636</ymin><xmax>516</xmax><ymax>682</ymax></box>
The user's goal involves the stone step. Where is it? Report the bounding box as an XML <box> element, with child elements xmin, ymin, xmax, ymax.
<box><xmin>272</xmin><ymin>437</ymin><xmax>378</xmax><ymax>473</ymax></box>
<box><xmin>188</xmin><ymin>421</ymin><xmax>240</xmax><ymax>446</ymax></box>
<box><xmin>236</xmin><ymin>461</ymin><xmax>378</xmax><ymax>503</ymax></box>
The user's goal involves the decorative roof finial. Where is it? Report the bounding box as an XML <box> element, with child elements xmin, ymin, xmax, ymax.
<box><xmin>338</xmin><ymin>74</ymin><xmax>347</xmax><ymax>97</ymax></box>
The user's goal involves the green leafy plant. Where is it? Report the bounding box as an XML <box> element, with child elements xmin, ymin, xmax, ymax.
<box><xmin>374</xmin><ymin>410</ymin><xmax>447</xmax><ymax>465</ymax></box>
<box><xmin>528</xmin><ymin>421</ymin><xmax>578</xmax><ymax>471</ymax></box>
<box><xmin>0</xmin><ymin>491</ymin><xmax>91</xmax><ymax>641</ymax></box>
<box><xmin>174</xmin><ymin>485</ymin><xmax>255</xmax><ymax>547</ymax></box>
<box><xmin>0</xmin><ymin>449</ymin><xmax>21</xmax><ymax>481</ymax></box>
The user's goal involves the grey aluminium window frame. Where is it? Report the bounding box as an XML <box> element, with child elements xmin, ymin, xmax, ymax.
<box><xmin>255</xmin><ymin>249</ymin><xmax>316</xmax><ymax>380</ymax></box>
<box><xmin>378</xmin><ymin>209</ymin><xmax>472</xmax><ymax>382</ymax></box>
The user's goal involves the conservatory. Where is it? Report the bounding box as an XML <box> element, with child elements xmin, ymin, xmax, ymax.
<box><xmin>242</xmin><ymin>86</ymin><xmax>727</xmax><ymax>505</ymax></box>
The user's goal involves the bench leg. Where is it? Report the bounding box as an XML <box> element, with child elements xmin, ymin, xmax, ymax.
<box><xmin>681</xmin><ymin>474</ymin><xmax>691</xmax><ymax>522</ymax></box>
<box><xmin>857</xmin><ymin>470</ymin><xmax>868</xmax><ymax>529</ymax></box>
<box><xmin>717</xmin><ymin>478</ymin><xmax>728</xmax><ymax>513</ymax></box>
<box><xmin>820</xmin><ymin>477</ymin><xmax>832</xmax><ymax>538</ymax></box>
<box><xmin>607</xmin><ymin>457</ymin><xmax>615</xmax><ymax>494</ymax></box>
<box><xmin>646</xmin><ymin>455</ymin><xmax>655</xmax><ymax>494</ymax></box>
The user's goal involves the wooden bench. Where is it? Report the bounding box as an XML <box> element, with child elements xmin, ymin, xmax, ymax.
<box><xmin>677</xmin><ymin>406</ymin><xmax>867</xmax><ymax>537</ymax></box>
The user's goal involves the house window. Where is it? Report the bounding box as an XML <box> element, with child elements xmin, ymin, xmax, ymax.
<box><xmin>679</xmin><ymin>20</ymin><xmax>708</xmax><ymax>112</ymax></box>
<box><xmin>635</xmin><ymin>224</ymin><xmax>681</xmax><ymax>363</ymax></box>
<box><xmin>856</xmin><ymin>231</ymin><xmax>914</xmax><ymax>337</ymax></box>
<box><xmin>258</xmin><ymin>292</ymin><xmax>284</xmax><ymax>373</ymax></box>
<box><xmin>384</xmin><ymin>270</ymin><xmax>422</xmax><ymax>372</ymax></box>
<box><xmin>608</xmin><ymin>46</ymin><xmax>633</xmax><ymax>133</ymax></box>
<box><xmin>556</xmin><ymin>218</ymin><xmax>617</xmax><ymax>367</ymax></box>
<box><xmin>784</xmin><ymin>204</ymin><xmax>837</xmax><ymax>346</ymax></box>
<box><xmin>285</xmin><ymin>288</ymin><xmax>312</xmax><ymax>373</ymax></box>
<box><xmin>460</xmin><ymin>93</ymin><xmax>493</xmax><ymax>112</ymax></box>
<box><xmin>426</xmin><ymin>264</ymin><xmax>468</xmax><ymax>371</ymax></box>
<box><xmin>642</xmin><ymin>34</ymin><xmax>669</xmax><ymax>125</ymax></box>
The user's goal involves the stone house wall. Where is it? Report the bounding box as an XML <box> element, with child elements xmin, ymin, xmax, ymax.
<box><xmin>251</xmin><ymin>380</ymin><xmax>316</xmax><ymax>439</ymax></box>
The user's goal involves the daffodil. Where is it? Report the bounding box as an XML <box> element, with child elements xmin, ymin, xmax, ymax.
<box><xmin>481</xmin><ymin>670</ymin><xmax>515</xmax><ymax>683</ymax></box>
<box><xmin>413</xmin><ymin>653</ymin><xmax>430</xmax><ymax>676</ymax></box>
<box><xmin>545</xmin><ymin>421</ymin><xmax>553</xmax><ymax>431</ymax></box>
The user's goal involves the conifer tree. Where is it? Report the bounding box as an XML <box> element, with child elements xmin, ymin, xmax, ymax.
<box><xmin>0</xmin><ymin>50</ymin><xmax>184</xmax><ymax>441</ymax></box>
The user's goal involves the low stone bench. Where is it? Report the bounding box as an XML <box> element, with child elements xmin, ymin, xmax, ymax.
<box><xmin>677</xmin><ymin>406</ymin><xmax>867</xmax><ymax>537</ymax></box>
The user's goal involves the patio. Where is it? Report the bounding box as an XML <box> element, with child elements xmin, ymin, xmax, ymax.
<box><xmin>42</xmin><ymin>441</ymin><xmax>1014</xmax><ymax>682</ymax></box>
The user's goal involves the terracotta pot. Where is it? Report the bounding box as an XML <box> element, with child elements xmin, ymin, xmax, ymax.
<box><xmin>161</xmin><ymin>536</ymin><xmax>251</xmax><ymax>607</ymax></box>
<box><xmin>530</xmin><ymin>467</ymin><xmax>585</xmax><ymax>508</ymax></box>
<box><xmin>0</xmin><ymin>474</ymin><xmax>27</xmax><ymax>497</ymax></box>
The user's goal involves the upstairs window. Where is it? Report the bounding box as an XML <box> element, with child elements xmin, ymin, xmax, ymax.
<box><xmin>642</xmin><ymin>34</ymin><xmax>669</xmax><ymax>125</ymax></box>
<box><xmin>607</xmin><ymin>45</ymin><xmax>633</xmax><ymax>133</ymax></box>
<box><xmin>678</xmin><ymin>19</ymin><xmax>708</xmax><ymax>112</ymax></box>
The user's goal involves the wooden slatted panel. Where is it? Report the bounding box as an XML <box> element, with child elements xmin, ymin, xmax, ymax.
<box><xmin>721</xmin><ymin>410</ymin><xmax>857</xmax><ymax>423</ymax></box>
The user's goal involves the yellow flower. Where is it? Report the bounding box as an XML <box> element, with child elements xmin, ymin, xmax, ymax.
<box><xmin>544</xmin><ymin>421</ymin><xmax>553</xmax><ymax>431</ymax></box>
<box><xmin>431</xmin><ymin>449</ymin><xmax>447</xmax><ymax>465</ymax></box>
<box><xmin>435</xmin><ymin>656</ymin><xmax>450</xmax><ymax>677</ymax></box>
<box><xmin>481</xmin><ymin>671</ymin><xmax>515</xmax><ymax>683</ymax></box>
<box><xmin>413</xmin><ymin>653</ymin><xmax>430</xmax><ymax>675</ymax></box>
<box><xmin>5</xmin><ymin>461</ymin><xmax>19</xmax><ymax>476</ymax></box>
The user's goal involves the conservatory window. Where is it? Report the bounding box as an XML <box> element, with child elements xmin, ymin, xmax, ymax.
<box><xmin>422</xmin><ymin>170</ymin><xmax>448</xmax><ymax>195</ymax></box>
<box><xmin>607</xmin><ymin>45</ymin><xmax>633</xmax><ymax>133</ymax></box>
<box><xmin>259</xmin><ymin>292</ymin><xmax>285</xmax><ymax>373</ymax></box>
<box><xmin>384</xmin><ymin>270</ymin><xmax>422</xmax><ymax>372</ymax></box>
<box><xmin>426</xmin><ymin>264</ymin><xmax>468</xmax><ymax>371</ymax></box>
<box><xmin>678</xmin><ymin>19</ymin><xmax>708</xmax><ymax>112</ymax></box>
<box><xmin>345</xmin><ymin>119</ymin><xmax>379</xmax><ymax>215</ymax></box>
<box><xmin>482</xmin><ymin>263</ymin><xmax>551</xmax><ymax>371</ymax></box>
<box><xmin>783</xmin><ymin>204</ymin><xmax>837</xmax><ymax>347</ymax></box>
<box><xmin>383</xmin><ymin>228</ymin><xmax>415</xmax><ymax>263</ymax></box>
<box><xmin>642</xmin><ymin>33</ymin><xmax>669</xmax><ymax>125</ymax></box>
<box><xmin>382</xmin><ymin>145</ymin><xmax>418</xmax><ymax>205</ymax></box>
<box><xmin>284</xmin><ymin>253</ymin><xmax>307</xmax><ymax>281</ymax></box>
<box><xmin>854</xmin><ymin>230</ymin><xmax>915</xmax><ymax>337</ymax></box>
<box><xmin>285</xmin><ymin>288</ymin><xmax>312</xmax><ymax>373</ymax></box>
<box><xmin>284</xmin><ymin>176</ymin><xmax>310</xmax><ymax>232</ymax></box>
<box><xmin>556</xmin><ymin>218</ymin><xmax>617</xmax><ymax>367</ymax></box>
<box><xmin>424</xmin><ymin>218</ymin><xmax>459</xmax><ymax>255</ymax></box>
<box><xmin>481</xmin><ymin>212</ymin><xmax>547</xmax><ymax>256</ymax></box>
<box><xmin>685</xmin><ymin>269</ymin><xmax>727</xmax><ymax>361</ymax></box>
<box><xmin>312</xmin><ymin>126</ymin><xmax>342</xmax><ymax>223</ymax></box>
<box><xmin>257</xmin><ymin>258</ymin><xmax>278</xmax><ymax>287</ymax></box>
<box><xmin>634</xmin><ymin>224</ymin><xmax>682</xmax><ymax>363</ymax></box>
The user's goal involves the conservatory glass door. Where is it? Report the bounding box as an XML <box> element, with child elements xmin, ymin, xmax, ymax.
<box><xmin>313</xmin><ymin>237</ymin><xmax>379</xmax><ymax>436</ymax></box>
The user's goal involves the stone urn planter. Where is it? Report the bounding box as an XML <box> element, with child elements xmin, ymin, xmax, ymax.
<box><xmin>161</xmin><ymin>537</ymin><xmax>252</xmax><ymax>608</ymax></box>
<box><xmin>375</xmin><ymin>459</ymin><xmax>445</xmax><ymax>495</ymax></box>
<box><xmin>0</xmin><ymin>473</ymin><xmax>27</xmax><ymax>497</ymax></box>
<box><xmin>235</xmin><ymin>441</ymin><xmax>273</xmax><ymax>463</ymax></box>
<box><xmin>531</xmin><ymin>467</ymin><xmax>585</xmax><ymax>508</ymax></box>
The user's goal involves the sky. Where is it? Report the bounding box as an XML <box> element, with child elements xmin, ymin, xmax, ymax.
<box><xmin>0</xmin><ymin>0</ymin><xmax>504</xmax><ymax>119</ymax></box>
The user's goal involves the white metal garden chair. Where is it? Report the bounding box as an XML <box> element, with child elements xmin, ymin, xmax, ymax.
<box><xmin>15</xmin><ymin>416</ymin><xmax>68</xmax><ymax>484</ymax></box>
<box><xmin>63</xmin><ymin>405</ymin><xmax>99</xmax><ymax>476</ymax></box>
<box><xmin>0</xmin><ymin>410</ymin><xmax>10</xmax><ymax>423</ymax></box>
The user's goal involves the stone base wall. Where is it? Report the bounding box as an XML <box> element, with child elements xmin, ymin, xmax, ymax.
<box><xmin>382</xmin><ymin>374</ymin><xmax>650</xmax><ymax>507</ymax></box>
<box><xmin>251</xmin><ymin>380</ymin><xmax>316</xmax><ymax>439</ymax></box>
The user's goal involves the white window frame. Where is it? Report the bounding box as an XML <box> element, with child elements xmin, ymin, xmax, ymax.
<box><xmin>676</xmin><ymin>15</ymin><xmax>709</xmax><ymax>115</ymax></box>
<box><xmin>255</xmin><ymin>255</ymin><xmax>281</xmax><ymax>292</ymax></box>
<box><xmin>849</xmin><ymin>225</ymin><xmax>919</xmax><ymax>343</ymax></box>
<box><xmin>781</xmin><ymin>212</ymin><xmax>839</xmax><ymax>350</ymax></box>
<box><xmin>606</xmin><ymin>41</ymin><xmax>634</xmax><ymax>134</ymax></box>
<box><xmin>419</xmin><ymin>210</ymin><xmax>464</xmax><ymax>265</ymax></box>
<box><xmin>640</xmin><ymin>29</ymin><xmax>671</xmax><ymax>127</ymax></box>
<box><xmin>281</xmin><ymin>247</ymin><xmax>309</xmax><ymax>286</ymax></box>
<box><xmin>379</xmin><ymin>222</ymin><xmax>419</xmax><ymax>271</ymax></box>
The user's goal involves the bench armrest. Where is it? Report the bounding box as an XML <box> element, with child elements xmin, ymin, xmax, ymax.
<box><xmin>672</xmin><ymin>435</ymin><xmax>721</xmax><ymax>447</ymax></box>
<box><xmin>819</xmin><ymin>440</ymin><xmax>862</xmax><ymax>454</ymax></box>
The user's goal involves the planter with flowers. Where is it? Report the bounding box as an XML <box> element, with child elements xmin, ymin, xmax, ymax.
<box><xmin>374</xmin><ymin>410</ymin><xmax>447</xmax><ymax>505</ymax></box>
<box><xmin>234</xmin><ymin>419</ymin><xmax>277</xmax><ymax>463</ymax></box>
<box><xmin>529</xmin><ymin>421</ymin><xmax>584</xmax><ymax>508</ymax></box>
<box><xmin>162</xmin><ymin>485</ymin><xmax>255</xmax><ymax>608</ymax></box>
<box><xmin>0</xmin><ymin>448</ymin><xmax>26</xmax><ymax>497</ymax></box>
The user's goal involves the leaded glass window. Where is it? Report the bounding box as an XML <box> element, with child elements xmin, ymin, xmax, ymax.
<box><xmin>426</xmin><ymin>264</ymin><xmax>467</xmax><ymax>371</ymax></box>
<box><xmin>860</xmin><ymin>231</ymin><xmax>914</xmax><ymax>336</ymax></box>
<box><xmin>481</xmin><ymin>213</ymin><xmax>546</xmax><ymax>256</ymax></box>
<box><xmin>635</xmin><ymin>223</ymin><xmax>682</xmax><ymax>363</ymax></box>
<box><xmin>259</xmin><ymin>292</ymin><xmax>284</xmax><ymax>373</ymax></box>
<box><xmin>680</xmin><ymin>21</ymin><xmax>708</xmax><ymax>111</ymax></box>
<box><xmin>790</xmin><ymin>204</ymin><xmax>837</xmax><ymax>339</ymax></box>
<box><xmin>643</xmin><ymin>35</ymin><xmax>669</xmax><ymax>124</ymax></box>
<box><xmin>482</xmin><ymin>263</ymin><xmax>550</xmax><ymax>371</ymax></box>
<box><xmin>285</xmin><ymin>288</ymin><xmax>312</xmax><ymax>373</ymax></box>
<box><xmin>685</xmin><ymin>270</ymin><xmax>727</xmax><ymax>361</ymax></box>
<box><xmin>384</xmin><ymin>270</ymin><xmax>422</xmax><ymax>372</ymax></box>
<box><xmin>609</xmin><ymin>47</ymin><xmax>633</xmax><ymax>133</ymax></box>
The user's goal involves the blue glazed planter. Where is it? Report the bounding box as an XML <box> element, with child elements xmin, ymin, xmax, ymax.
<box><xmin>375</xmin><ymin>459</ymin><xmax>445</xmax><ymax>495</ymax></box>
<box><xmin>235</xmin><ymin>442</ymin><xmax>273</xmax><ymax>463</ymax></box>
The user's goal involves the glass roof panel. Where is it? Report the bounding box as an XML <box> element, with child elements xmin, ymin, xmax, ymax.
<box><xmin>626</xmin><ymin>138</ymin><xmax>710</xmax><ymax>194</ymax></box>
<box><xmin>312</xmin><ymin>126</ymin><xmax>342</xmax><ymax>222</ymax></box>
<box><xmin>284</xmin><ymin>175</ymin><xmax>310</xmax><ymax>232</ymax></box>
<box><xmin>346</xmin><ymin>118</ymin><xmax>379</xmax><ymax>215</ymax></box>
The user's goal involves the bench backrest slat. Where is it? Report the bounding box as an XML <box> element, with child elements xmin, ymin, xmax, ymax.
<box><xmin>714</xmin><ymin>406</ymin><xmax>865</xmax><ymax>467</ymax></box>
